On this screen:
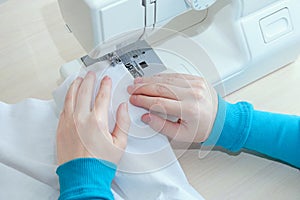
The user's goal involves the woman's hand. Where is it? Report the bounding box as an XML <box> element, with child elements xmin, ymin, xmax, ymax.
<box><xmin>127</xmin><ymin>73</ymin><xmax>218</xmax><ymax>143</ymax></box>
<box><xmin>56</xmin><ymin>72</ymin><xmax>130</xmax><ymax>165</ymax></box>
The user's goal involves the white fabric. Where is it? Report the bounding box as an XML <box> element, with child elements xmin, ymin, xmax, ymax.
<box><xmin>0</xmin><ymin>61</ymin><xmax>204</xmax><ymax>200</ymax></box>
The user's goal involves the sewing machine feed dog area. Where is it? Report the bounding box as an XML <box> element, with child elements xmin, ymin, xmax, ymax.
<box><xmin>81</xmin><ymin>40</ymin><xmax>167</xmax><ymax>78</ymax></box>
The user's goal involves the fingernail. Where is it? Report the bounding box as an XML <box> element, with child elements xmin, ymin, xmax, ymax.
<box><xmin>103</xmin><ymin>76</ymin><xmax>111</xmax><ymax>81</ymax></box>
<box><xmin>142</xmin><ymin>114</ymin><xmax>151</xmax><ymax>123</ymax></box>
<box><xmin>134</xmin><ymin>77</ymin><xmax>142</xmax><ymax>84</ymax></box>
<box><xmin>129</xmin><ymin>95</ymin><xmax>137</xmax><ymax>104</ymax></box>
<box><xmin>87</xmin><ymin>71</ymin><xmax>95</xmax><ymax>76</ymax></box>
<box><xmin>75</xmin><ymin>77</ymin><xmax>83</xmax><ymax>81</ymax></box>
<box><xmin>127</xmin><ymin>85</ymin><xmax>134</xmax><ymax>94</ymax></box>
<box><xmin>130</xmin><ymin>95</ymin><xmax>137</xmax><ymax>102</ymax></box>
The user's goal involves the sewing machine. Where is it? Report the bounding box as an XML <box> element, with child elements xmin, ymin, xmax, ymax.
<box><xmin>58</xmin><ymin>0</ymin><xmax>300</xmax><ymax>95</ymax></box>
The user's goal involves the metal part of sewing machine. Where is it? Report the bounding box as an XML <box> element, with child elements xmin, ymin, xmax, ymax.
<box><xmin>80</xmin><ymin>40</ymin><xmax>167</xmax><ymax>78</ymax></box>
<box><xmin>58</xmin><ymin>0</ymin><xmax>300</xmax><ymax>95</ymax></box>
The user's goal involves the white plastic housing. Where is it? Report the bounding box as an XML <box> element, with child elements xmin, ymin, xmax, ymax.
<box><xmin>59</xmin><ymin>0</ymin><xmax>300</xmax><ymax>96</ymax></box>
<box><xmin>58</xmin><ymin>0</ymin><xmax>194</xmax><ymax>52</ymax></box>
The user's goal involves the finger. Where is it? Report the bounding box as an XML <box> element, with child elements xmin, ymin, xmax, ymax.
<box><xmin>130</xmin><ymin>95</ymin><xmax>182</xmax><ymax>117</ymax></box>
<box><xmin>63</xmin><ymin>77</ymin><xmax>83</xmax><ymax>114</ymax></box>
<box><xmin>94</xmin><ymin>76</ymin><xmax>112</xmax><ymax>120</ymax></box>
<box><xmin>133</xmin><ymin>75</ymin><xmax>193</xmax><ymax>88</ymax></box>
<box><xmin>76</xmin><ymin>71</ymin><xmax>96</xmax><ymax>113</ymax></box>
<box><xmin>127</xmin><ymin>83</ymin><xmax>185</xmax><ymax>100</ymax></box>
<box><xmin>112</xmin><ymin>102</ymin><xmax>130</xmax><ymax>149</ymax></box>
<box><xmin>141</xmin><ymin>113</ymin><xmax>180</xmax><ymax>139</ymax></box>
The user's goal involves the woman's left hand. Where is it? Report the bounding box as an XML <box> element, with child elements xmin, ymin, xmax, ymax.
<box><xmin>56</xmin><ymin>72</ymin><xmax>131</xmax><ymax>165</ymax></box>
<box><xmin>127</xmin><ymin>73</ymin><xmax>218</xmax><ymax>143</ymax></box>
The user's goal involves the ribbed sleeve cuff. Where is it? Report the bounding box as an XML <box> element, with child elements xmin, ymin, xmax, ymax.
<box><xmin>56</xmin><ymin>158</ymin><xmax>116</xmax><ymax>200</ymax></box>
<box><xmin>203</xmin><ymin>95</ymin><xmax>226</xmax><ymax>146</ymax></box>
<box><xmin>203</xmin><ymin>96</ymin><xmax>254</xmax><ymax>152</ymax></box>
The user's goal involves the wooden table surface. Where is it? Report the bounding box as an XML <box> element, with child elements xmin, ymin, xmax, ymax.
<box><xmin>0</xmin><ymin>1</ymin><xmax>299</xmax><ymax>199</ymax></box>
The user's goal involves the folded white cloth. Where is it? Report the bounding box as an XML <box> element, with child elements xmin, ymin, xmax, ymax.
<box><xmin>0</xmin><ymin>61</ymin><xmax>204</xmax><ymax>200</ymax></box>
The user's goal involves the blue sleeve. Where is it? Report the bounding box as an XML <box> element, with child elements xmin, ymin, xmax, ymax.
<box><xmin>204</xmin><ymin>96</ymin><xmax>300</xmax><ymax>168</ymax></box>
<box><xmin>56</xmin><ymin>158</ymin><xmax>116</xmax><ymax>200</ymax></box>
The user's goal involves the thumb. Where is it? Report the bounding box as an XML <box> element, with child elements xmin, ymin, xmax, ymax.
<box><xmin>112</xmin><ymin>102</ymin><xmax>130</xmax><ymax>149</ymax></box>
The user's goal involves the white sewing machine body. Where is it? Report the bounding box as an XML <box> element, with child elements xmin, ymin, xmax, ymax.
<box><xmin>58</xmin><ymin>0</ymin><xmax>300</xmax><ymax>95</ymax></box>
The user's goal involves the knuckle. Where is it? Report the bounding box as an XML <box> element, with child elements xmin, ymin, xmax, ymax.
<box><xmin>132</xmin><ymin>84</ymin><xmax>142</xmax><ymax>93</ymax></box>
<box><xmin>97</xmin><ymin>118</ymin><xmax>106</xmax><ymax>128</ymax></box>
<box><xmin>189</xmin><ymin>89</ymin><xmax>204</xmax><ymax>100</ymax></box>
<box><xmin>140</xmin><ymin>85</ymin><xmax>149</xmax><ymax>94</ymax></box>
<box><xmin>98</xmin><ymin>91</ymin><xmax>106</xmax><ymax>99</ymax></box>
<box><xmin>154</xmin><ymin>97</ymin><xmax>164</xmax><ymax>106</ymax></box>
<box><xmin>195</xmin><ymin>90</ymin><xmax>204</xmax><ymax>100</ymax></box>
<box><xmin>174</xmin><ymin>73</ymin><xmax>183</xmax><ymax>78</ymax></box>
<box><xmin>165</xmin><ymin>77</ymin><xmax>173</xmax><ymax>84</ymax></box>
<box><xmin>156</xmin><ymin>84</ymin><xmax>167</xmax><ymax>95</ymax></box>
<box><xmin>74</xmin><ymin>112</ymin><xmax>87</xmax><ymax>124</ymax></box>
<box><xmin>194</xmin><ymin>78</ymin><xmax>206</xmax><ymax>89</ymax></box>
<box><xmin>185</xmin><ymin>104</ymin><xmax>199</xmax><ymax>116</ymax></box>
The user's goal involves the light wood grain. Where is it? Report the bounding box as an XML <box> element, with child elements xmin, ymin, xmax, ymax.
<box><xmin>0</xmin><ymin>0</ymin><xmax>85</xmax><ymax>103</ymax></box>
<box><xmin>0</xmin><ymin>0</ymin><xmax>299</xmax><ymax>199</ymax></box>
